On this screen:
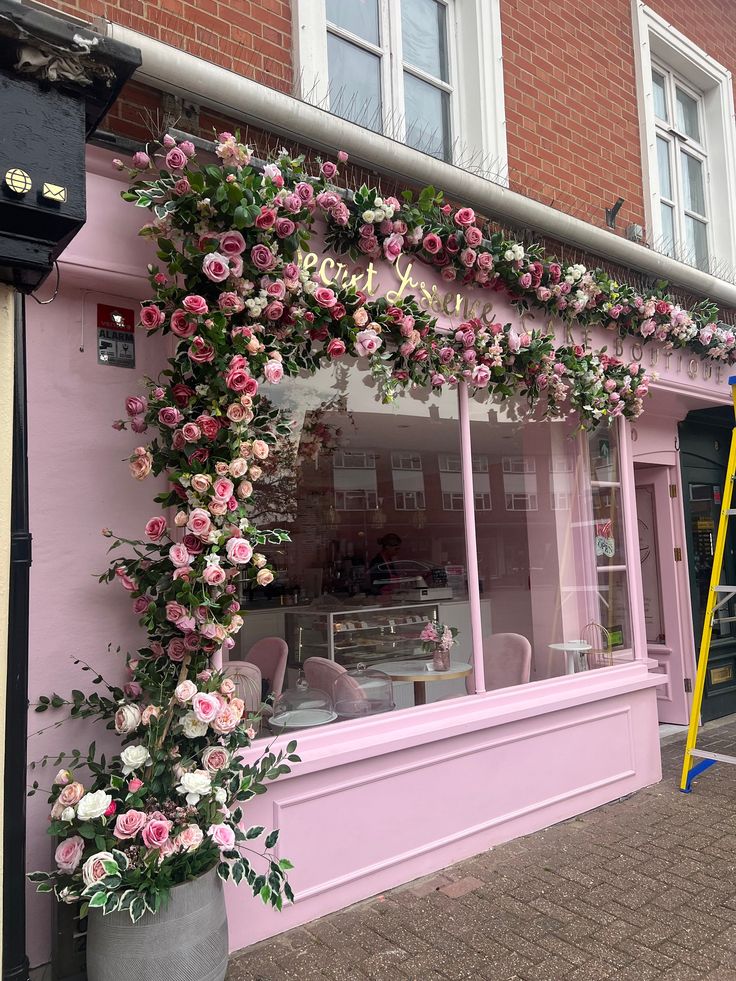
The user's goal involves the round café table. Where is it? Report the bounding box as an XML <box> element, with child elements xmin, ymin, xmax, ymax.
<box><xmin>372</xmin><ymin>659</ymin><xmax>473</xmax><ymax>706</ymax></box>
<box><xmin>548</xmin><ymin>641</ymin><xmax>592</xmax><ymax>675</ymax></box>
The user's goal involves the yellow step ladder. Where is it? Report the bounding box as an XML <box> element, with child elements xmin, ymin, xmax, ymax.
<box><xmin>680</xmin><ymin>375</ymin><xmax>736</xmax><ymax>792</ymax></box>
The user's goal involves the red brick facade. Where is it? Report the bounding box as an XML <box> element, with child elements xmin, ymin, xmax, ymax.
<box><xmin>38</xmin><ymin>0</ymin><xmax>736</xmax><ymax>265</ymax></box>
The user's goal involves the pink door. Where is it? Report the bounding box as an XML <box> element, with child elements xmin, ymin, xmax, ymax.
<box><xmin>635</xmin><ymin>464</ymin><xmax>693</xmax><ymax>723</ymax></box>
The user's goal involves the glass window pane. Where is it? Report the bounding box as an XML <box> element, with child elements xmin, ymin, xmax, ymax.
<box><xmin>660</xmin><ymin>203</ymin><xmax>675</xmax><ymax>255</ymax></box>
<box><xmin>656</xmin><ymin>136</ymin><xmax>672</xmax><ymax>200</ymax></box>
<box><xmin>685</xmin><ymin>215</ymin><xmax>709</xmax><ymax>269</ymax></box>
<box><xmin>652</xmin><ymin>69</ymin><xmax>668</xmax><ymax>120</ymax></box>
<box><xmin>681</xmin><ymin>151</ymin><xmax>706</xmax><ymax>216</ymax></box>
<box><xmin>676</xmin><ymin>86</ymin><xmax>701</xmax><ymax>142</ymax></box>
<box><xmin>326</xmin><ymin>0</ymin><xmax>379</xmax><ymax>45</ymax></box>
<box><xmin>400</xmin><ymin>0</ymin><xmax>448</xmax><ymax>81</ymax></box>
<box><xmin>327</xmin><ymin>33</ymin><xmax>382</xmax><ymax>132</ymax></box>
<box><xmin>403</xmin><ymin>71</ymin><xmax>451</xmax><ymax>160</ymax></box>
<box><xmin>236</xmin><ymin>368</ymin><xmax>473</xmax><ymax>714</ymax></box>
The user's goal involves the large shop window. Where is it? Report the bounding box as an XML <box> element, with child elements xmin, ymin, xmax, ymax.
<box><xmin>293</xmin><ymin>0</ymin><xmax>506</xmax><ymax>173</ymax></box>
<box><xmin>634</xmin><ymin>4</ymin><xmax>736</xmax><ymax>275</ymax></box>
<box><xmin>232</xmin><ymin>371</ymin><xmax>634</xmax><ymax>731</ymax></box>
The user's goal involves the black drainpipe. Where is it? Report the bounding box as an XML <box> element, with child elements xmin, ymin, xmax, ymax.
<box><xmin>4</xmin><ymin>290</ymin><xmax>32</xmax><ymax>981</ymax></box>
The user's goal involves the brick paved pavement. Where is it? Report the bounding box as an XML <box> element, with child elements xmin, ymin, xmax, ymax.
<box><xmin>228</xmin><ymin>719</ymin><xmax>736</xmax><ymax>980</ymax></box>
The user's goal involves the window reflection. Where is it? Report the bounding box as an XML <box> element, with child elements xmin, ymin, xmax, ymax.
<box><xmin>232</xmin><ymin>374</ymin><xmax>633</xmax><ymax>734</ymax></box>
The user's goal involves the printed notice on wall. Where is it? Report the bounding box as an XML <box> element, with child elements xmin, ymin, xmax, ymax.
<box><xmin>97</xmin><ymin>304</ymin><xmax>136</xmax><ymax>369</ymax></box>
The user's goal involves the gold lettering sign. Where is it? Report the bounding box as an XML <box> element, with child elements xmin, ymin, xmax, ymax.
<box><xmin>710</xmin><ymin>665</ymin><xmax>733</xmax><ymax>685</ymax></box>
<box><xmin>297</xmin><ymin>249</ymin><xmax>500</xmax><ymax>325</ymax></box>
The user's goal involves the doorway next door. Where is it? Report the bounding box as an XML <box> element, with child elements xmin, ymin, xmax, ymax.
<box><xmin>635</xmin><ymin>465</ymin><xmax>692</xmax><ymax>724</ymax></box>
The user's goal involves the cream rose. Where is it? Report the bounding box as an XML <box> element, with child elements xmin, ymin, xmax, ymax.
<box><xmin>114</xmin><ymin>704</ymin><xmax>142</xmax><ymax>735</ymax></box>
<box><xmin>58</xmin><ymin>781</ymin><xmax>85</xmax><ymax>808</ymax></box>
<box><xmin>120</xmin><ymin>744</ymin><xmax>151</xmax><ymax>775</ymax></box>
<box><xmin>76</xmin><ymin>791</ymin><xmax>112</xmax><ymax>822</ymax></box>
<box><xmin>229</xmin><ymin>457</ymin><xmax>248</xmax><ymax>478</ymax></box>
<box><xmin>181</xmin><ymin>712</ymin><xmax>208</xmax><ymax>739</ymax></box>
<box><xmin>177</xmin><ymin>769</ymin><xmax>212</xmax><ymax>805</ymax></box>
<box><xmin>252</xmin><ymin>439</ymin><xmax>269</xmax><ymax>460</ymax></box>
<box><xmin>82</xmin><ymin>851</ymin><xmax>115</xmax><ymax>887</ymax></box>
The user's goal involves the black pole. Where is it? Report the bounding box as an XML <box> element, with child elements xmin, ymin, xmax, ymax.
<box><xmin>4</xmin><ymin>290</ymin><xmax>31</xmax><ymax>981</ymax></box>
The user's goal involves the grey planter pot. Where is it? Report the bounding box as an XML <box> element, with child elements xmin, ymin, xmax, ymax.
<box><xmin>86</xmin><ymin>867</ymin><xmax>228</xmax><ymax>981</ymax></box>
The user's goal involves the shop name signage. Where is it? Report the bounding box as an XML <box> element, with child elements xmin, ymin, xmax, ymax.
<box><xmin>299</xmin><ymin>237</ymin><xmax>729</xmax><ymax>391</ymax></box>
<box><xmin>298</xmin><ymin>250</ymin><xmax>499</xmax><ymax>323</ymax></box>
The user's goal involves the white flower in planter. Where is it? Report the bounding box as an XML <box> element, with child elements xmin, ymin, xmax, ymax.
<box><xmin>177</xmin><ymin>769</ymin><xmax>212</xmax><ymax>805</ymax></box>
<box><xmin>120</xmin><ymin>744</ymin><xmax>151</xmax><ymax>775</ymax></box>
<box><xmin>181</xmin><ymin>712</ymin><xmax>208</xmax><ymax>739</ymax></box>
<box><xmin>76</xmin><ymin>791</ymin><xmax>112</xmax><ymax>822</ymax></box>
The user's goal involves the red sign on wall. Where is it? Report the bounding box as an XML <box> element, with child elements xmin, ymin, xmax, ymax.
<box><xmin>97</xmin><ymin>303</ymin><xmax>136</xmax><ymax>368</ymax></box>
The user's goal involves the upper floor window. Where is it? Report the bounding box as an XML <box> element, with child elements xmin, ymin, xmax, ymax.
<box><xmin>295</xmin><ymin>0</ymin><xmax>506</xmax><ymax>173</ymax></box>
<box><xmin>651</xmin><ymin>65</ymin><xmax>709</xmax><ymax>269</ymax></box>
<box><xmin>634</xmin><ymin>4</ymin><xmax>736</xmax><ymax>277</ymax></box>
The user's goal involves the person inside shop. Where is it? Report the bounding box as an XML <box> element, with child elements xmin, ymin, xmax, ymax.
<box><xmin>369</xmin><ymin>533</ymin><xmax>403</xmax><ymax>594</ymax></box>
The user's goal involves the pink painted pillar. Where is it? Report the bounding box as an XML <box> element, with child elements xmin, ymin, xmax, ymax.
<box><xmin>618</xmin><ymin>416</ymin><xmax>648</xmax><ymax>661</ymax></box>
<box><xmin>458</xmin><ymin>383</ymin><xmax>486</xmax><ymax>693</ymax></box>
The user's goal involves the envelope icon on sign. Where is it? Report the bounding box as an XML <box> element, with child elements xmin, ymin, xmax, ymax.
<box><xmin>42</xmin><ymin>183</ymin><xmax>67</xmax><ymax>203</ymax></box>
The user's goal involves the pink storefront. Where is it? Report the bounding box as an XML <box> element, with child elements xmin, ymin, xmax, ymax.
<box><xmin>24</xmin><ymin>148</ymin><xmax>728</xmax><ymax>967</ymax></box>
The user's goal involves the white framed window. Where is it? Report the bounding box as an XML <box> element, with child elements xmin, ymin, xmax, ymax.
<box><xmin>502</xmin><ymin>456</ymin><xmax>536</xmax><ymax>475</ymax></box>
<box><xmin>633</xmin><ymin>3</ymin><xmax>736</xmax><ymax>275</ymax></box>
<box><xmin>294</xmin><ymin>0</ymin><xmax>506</xmax><ymax>172</ymax></box>
<box><xmin>391</xmin><ymin>453</ymin><xmax>426</xmax><ymax>510</ymax></box>
<box><xmin>391</xmin><ymin>451</ymin><xmax>422</xmax><ymax>470</ymax></box>
<box><xmin>333</xmin><ymin>449</ymin><xmax>377</xmax><ymax>510</ymax></box>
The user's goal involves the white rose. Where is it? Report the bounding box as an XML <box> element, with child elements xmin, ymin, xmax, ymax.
<box><xmin>214</xmin><ymin>787</ymin><xmax>227</xmax><ymax>804</ymax></box>
<box><xmin>82</xmin><ymin>851</ymin><xmax>115</xmax><ymax>887</ymax></box>
<box><xmin>177</xmin><ymin>769</ymin><xmax>212</xmax><ymax>805</ymax></box>
<box><xmin>61</xmin><ymin>807</ymin><xmax>76</xmax><ymax>822</ymax></box>
<box><xmin>120</xmin><ymin>744</ymin><xmax>151</xmax><ymax>775</ymax></box>
<box><xmin>181</xmin><ymin>712</ymin><xmax>208</xmax><ymax>739</ymax></box>
<box><xmin>76</xmin><ymin>791</ymin><xmax>112</xmax><ymax>822</ymax></box>
<box><xmin>361</xmin><ymin>210</ymin><xmax>375</xmax><ymax>223</ymax></box>
<box><xmin>114</xmin><ymin>703</ymin><xmax>142</xmax><ymax>735</ymax></box>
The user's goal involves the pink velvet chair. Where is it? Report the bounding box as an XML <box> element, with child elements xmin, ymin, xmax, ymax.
<box><xmin>303</xmin><ymin>657</ymin><xmax>369</xmax><ymax>716</ymax></box>
<box><xmin>466</xmin><ymin>633</ymin><xmax>532</xmax><ymax>693</ymax></box>
<box><xmin>244</xmin><ymin>636</ymin><xmax>288</xmax><ymax>700</ymax></box>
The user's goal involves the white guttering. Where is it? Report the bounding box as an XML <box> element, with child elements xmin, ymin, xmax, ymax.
<box><xmin>105</xmin><ymin>23</ymin><xmax>736</xmax><ymax>310</ymax></box>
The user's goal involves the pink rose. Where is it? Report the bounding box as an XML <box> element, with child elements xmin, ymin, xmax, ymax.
<box><xmin>460</xmin><ymin>248</ymin><xmax>477</xmax><ymax>268</ymax></box>
<box><xmin>251</xmin><ymin>244</ymin><xmax>277</xmax><ymax>272</ymax></box>
<box><xmin>169</xmin><ymin>543</ymin><xmax>192</xmax><ymax>568</ymax></box>
<box><xmin>264</xmin><ymin>301</ymin><xmax>284</xmax><ymax>320</ymax></box>
<box><xmin>196</xmin><ymin>414</ymin><xmax>220</xmax><ymax>440</ymax></box>
<box><xmin>252</xmin><ymin>439</ymin><xmax>269</xmax><ymax>460</ymax></box>
<box><xmin>132</xmin><ymin>151</ymin><xmax>150</xmax><ymax>169</ymax></box>
<box><xmin>464</xmin><ymin>226</ymin><xmax>483</xmax><ymax>246</ymax></box>
<box><xmin>58</xmin><ymin>782</ymin><xmax>85</xmax><ymax>807</ymax></box>
<box><xmin>175</xmin><ymin>680</ymin><xmax>198</xmax><ymax>703</ymax></box>
<box><xmin>132</xmin><ymin>597</ymin><xmax>149</xmax><ymax>616</ymax></box>
<box><xmin>181</xmin><ymin>422</ymin><xmax>201</xmax><ymax>443</ymax></box>
<box><xmin>166</xmin><ymin>601</ymin><xmax>187</xmax><ymax>624</ymax></box>
<box><xmin>202</xmin><ymin>252</ymin><xmax>230</xmax><ymax>283</ymax></box>
<box><xmin>202</xmin><ymin>746</ymin><xmax>230</xmax><ymax>771</ymax></box>
<box><xmin>187</xmin><ymin>508</ymin><xmax>212</xmax><ymax>538</ymax></box>
<box><xmin>355</xmin><ymin>329</ymin><xmax>382</xmax><ymax>358</ymax></box>
<box><xmin>158</xmin><ymin>406</ymin><xmax>182</xmax><ymax>428</ymax></box>
<box><xmin>170</xmin><ymin>310</ymin><xmax>196</xmax><ymax>338</ymax></box>
<box><xmin>226</xmin><ymin>537</ymin><xmax>253</xmax><ymax>564</ymax></box>
<box><xmin>179</xmin><ymin>140</ymin><xmax>196</xmax><ymax>158</ymax></box>
<box><xmin>173</xmin><ymin>177</ymin><xmax>191</xmax><ymax>196</ymax></box>
<box><xmin>471</xmin><ymin>364</ymin><xmax>492</xmax><ymax>387</ymax></box>
<box><xmin>218</xmin><ymin>292</ymin><xmax>244</xmax><ymax>313</ymax></box>
<box><xmin>263</xmin><ymin>360</ymin><xmax>284</xmax><ymax>384</ymax></box>
<box><xmin>256</xmin><ymin>568</ymin><xmax>274</xmax><ymax>586</ymax></box>
<box><xmin>422</xmin><ymin>233</ymin><xmax>442</xmax><ymax>254</ymax></box>
<box><xmin>55</xmin><ymin>836</ymin><xmax>84</xmax><ymax>874</ymax></box>
<box><xmin>454</xmin><ymin>207</ymin><xmax>476</xmax><ymax>227</ymax></box>
<box><xmin>128</xmin><ymin>778</ymin><xmax>144</xmax><ymax>793</ymax></box>
<box><xmin>168</xmin><ymin>638</ymin><xmax>187</xmax><ymax>662</ymax></box>
<box><xmin>125</xmin><ymin>396</ymin><xmax>147</xmax><ymax>417</ymax></box>
<box><xmin>182</xmin><ymin>294</ymin><xmax>208</xmax><ymax>315</ymax></box>
<box><xmin>140</xmin><ymin>305</ymin><xmax>164</xmax><ymax>330</ymax></box>
<box><xmin>113</xmin><ymin>809</ymin><xmax>147</xmax><ymax>840</ymax></box>
<box><xmin>212</xmin><ymin>477</ymin><xmax>234</xmax><ymax>502</ymax></box>
<box><xmin>275</xmin><ymin>217</ymin><xmax>296</xmax><ymax>238</ymax></box>
<box><xmin>208</xmin><ymin>823</ymin><xmax>236</xmax><ymax>850</ymax></box>
<box><xmin>192</xmin><ymin>692</ymin><xmax>221</xmax><ymax>723</ymax></box>
<box><xmin>219</xmin><ymin>231</ymin><xmax>246</xmax><ymax>256</ymax></box>
<box><xmin>314</xmin><ymin>286</ymin><xmax>337</xmax><ymax>308</ymax></box>
<box><xmin>326</xmin><ymin>338</ymin><xmax>346</xmax><ymax>358</ymax></box>
<box><xmin>321</xmin><ymin>160</ymin><xmax>338</xmax><ymax>179</ymax></box>
<box><xmin>145</xmin><ymin>516</ymin><xmax>166</xmax><ymax>541</ymax></box>
<box><xmin>188</xmin><ymin>337</ymin><xmax>216</xmax><ymax>363</ymax></box>
<box><xmin>165</xmin><ymin>147</ymin><xmax>188</xmax><ymax>170</ymax></box>
<box><xmin>255</xmin><ymin>207</ymin><xmax>277</xmax><ymax>229</ymax></box>
<box><xmin>225</xmin><ymin>366</ymin><xmax>252</xmax><ymax>392</ymax></box>
<box><xmin>203</xmin><ymin>564</ymin><xmax>227</xmax><ymax>586</ymax></box>
<box><xmin>211</xmin><ymin>705</ymin><xmax>240</xmax><ymax>734</ymax></box>
<box><xmin>176</xmin><ymin>825</ymin><xmax>204</xmax><ymax>852</ymax></box>
<box><xmin>142</xmin><ymin>817</ymin><xmax>172</xmax><ymax>849</ymax></box>
<box><xmin>295</xmin><ymin>182</ymin><xmax>314</xmax><ymax>203</ymax></box>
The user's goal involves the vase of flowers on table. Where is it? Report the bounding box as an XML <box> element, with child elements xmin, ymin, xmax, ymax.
<box><xmin>420</xmin><ymin>619</ymin><xmax>459</xmax><ymax>672</ymax></box>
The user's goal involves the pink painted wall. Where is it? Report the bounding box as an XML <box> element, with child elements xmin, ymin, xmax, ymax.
<box><xmin>24</xmin><ymin>152</ymin><xmax>166</xmax><ymax>967</ymax></box>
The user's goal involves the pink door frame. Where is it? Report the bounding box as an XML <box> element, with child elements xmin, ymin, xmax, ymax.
<box><xmin>634</xmin><ymin>463</ymin><xmax>694</xmax><ymax>723</ymax></box>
